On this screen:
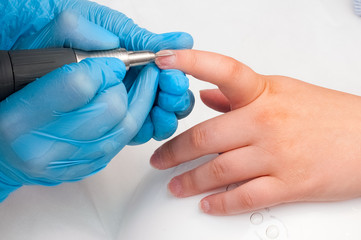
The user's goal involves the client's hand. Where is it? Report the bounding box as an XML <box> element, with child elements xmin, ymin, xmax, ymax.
<box><xmin>151</xmin><ymin>49</ymin><xmax>361</xmax><ymax>215</ymax></box>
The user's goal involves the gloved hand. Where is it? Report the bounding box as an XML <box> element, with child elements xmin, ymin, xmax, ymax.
<box><xmin>1</xmin><ymin>0</ymin><xmax>194</xmax><ymax>143</ymax></box>
<box><xmin>0</xmin><ymin>58</ymin><xmax>159</xmax><ymax>201</ymax></box>
<box><xmin>0</xmin><ymin>0</ymin><xmax>194</xmax><ymax>201</ymax></box>
<box><xmin>355</xmin><ymin>0</ymin><xmax>361</xmax><ymax>16</ymax></box>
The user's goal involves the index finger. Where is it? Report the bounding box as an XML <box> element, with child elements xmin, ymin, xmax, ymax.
<box><xmin>65</xmin><ymin>1</ymin><xmax>193</xmax><ymax>51</ymax></box>
<box><xmin>155</xmin><ymin>49</ymin><xmax>265</xmax><ymax>108</ymax></box>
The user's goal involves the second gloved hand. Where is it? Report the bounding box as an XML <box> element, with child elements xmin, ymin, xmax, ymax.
<box><xmin>1</xmin><ymin>0</ymin><xmax>195</xmax><ymax>144</ymax></box>
<box><xmin>0</xmin><ymin>58</ymin><xmax>159</xmax><ymax>201</ymax></box>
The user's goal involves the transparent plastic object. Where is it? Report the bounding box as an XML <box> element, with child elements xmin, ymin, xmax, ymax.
<box><xmin>246</xmin><ymin>209</ymin><xmax>288</xmax><ymax>240</ymax></box>
<box><xmin>116</xmin><ymin>154</ymin><xmax>361</xmax><ymax>240</ymax></box>
<box><xmin>117</xmin><ymin>154</ymin><xmax>288</xmax><ymax>240</ymax></box>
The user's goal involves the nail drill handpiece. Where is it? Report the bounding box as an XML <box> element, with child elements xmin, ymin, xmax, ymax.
<box><xmin>0</xmin><ymin>48</ymin><xmax>165</xmax><ymax>101</ymax></box>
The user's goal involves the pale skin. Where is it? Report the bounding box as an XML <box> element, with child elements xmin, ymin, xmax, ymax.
<box><xmin>151</xmin><ymin>49</ymin><xmax>361</xmax><ymax>216</ymax></box>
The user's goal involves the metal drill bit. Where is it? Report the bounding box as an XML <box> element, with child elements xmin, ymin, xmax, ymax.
<box><xmin>155</xmin><ymin>51</ymin><xmax>175</xmax><ymax>57</ymax></box>
<box><xmin>127</xmin><ymin>50</ymin><xmax>175</xmax><ymax>67</ymax></box>
<box><xmin>74</xmin><ymin>48</ymin><xmax>174</xmax><ymax>70</ymax></box>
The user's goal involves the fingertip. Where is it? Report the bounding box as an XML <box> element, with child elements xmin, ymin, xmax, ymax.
<box><xmin>157</xmin><ymin>91</ymin><xmax>190</xmax><ymax>112</ymax></box>
<box><xmin>159</xmin><ymin>69</ymin><xmax>188</xmax><ymax>95</ymax></box>
<box><xmin>103</xmin><ymin>58</ymin><xmax>127</xmax><ymax>80</ymax></box>
<box><xmin>175</xmin><ymin>89</ymin><xmax>195</xmax><ymax>119</ymax></box>
<box><xmin>155</xmin><ymin>50</ymin><xmax>177</xmax><ymax>69</ymax></box>
<box><xmin>168</xmin><ymin>177</ymin><xmax>184</xmax><ymax>197</ymax></box>
<box><xmin>151</xmin><ymin>106</ymin><xmax>178</xmax><ymax>141</ymax></box>
<box><xmin>128</xmin><ymin>115</ymin><xmax>154</xmax><ymax>145</ymax></box>
<box><xmin>200</xmin><ymin>89</ymin><xmax>231</xmax><ymax>113</ymax></box>
<box><xmin>158</xmin><ymin>49</ymin><xmax>263</xmax><ymax>108</ymax></box>
<box><xmin>199</xmin><ymin>199</ymin><xmax>211</xmax><ymax>213</ymax></box>
<box><xmin>150</xmin><ymin>149</ymin><xmax>163</xmax><ymax>169</ymax></box>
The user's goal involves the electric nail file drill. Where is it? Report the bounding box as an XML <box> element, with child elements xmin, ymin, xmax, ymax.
<box><xmin>0</xmin><ymin>48</ymin><xmax>168</xmax><ymax>101</ymax></box>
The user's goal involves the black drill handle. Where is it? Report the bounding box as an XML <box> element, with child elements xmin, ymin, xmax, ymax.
<box><xmin>0</xmin><ymin>48</ymin><xmax>77</xmax><ymax>101</ymax></box>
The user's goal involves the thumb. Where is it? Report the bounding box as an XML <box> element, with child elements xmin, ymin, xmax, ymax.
<box><xmin>12</xmin><ymin>10</ymin><xmax>119</xmax><ymax>50</ymax></box>
<box><xmin>156</xmin><ymin>49</ymin><xmax>265</xmax><ymax>109</ymax></box>
<box><xmin>127</xmin><ymin>64</ymin><xmax>160</xmax><ymax>127</ymax></box>
<box><xmin>104</xmin><ymin>64</ymin><xmax>160</xmax><ymax>145</ymax></box>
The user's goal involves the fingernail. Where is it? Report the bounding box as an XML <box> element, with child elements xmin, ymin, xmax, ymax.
<box><xmin>155</xmin><ymin>50</ymin><xmax>176</xmax><ymax>69</ymax></box>
<box><xmin>200</xmin><ymin>199</ymin><xmax>210</xmax><ymax>213</ymax></box>
<box><xmin>168</xmin><ymin>177</ymin><xmax>183</xmax><ymax>197</ymax></box>
<box><xmin>150</xmin><ymin>149</ymin><xmax>163</xmax><ymax>169</ymax></box>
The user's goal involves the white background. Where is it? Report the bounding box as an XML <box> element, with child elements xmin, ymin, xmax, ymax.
<box><xmin>1</xmin><ymin>0</ymin><xmax>361</xmax><ymax>239</ymax></box>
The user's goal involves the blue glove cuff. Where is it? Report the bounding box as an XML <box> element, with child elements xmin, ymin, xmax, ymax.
<box><xmin>0</xmin><ymin>163</ymin><xmax>22</xmax><ymax>202</ymax></box>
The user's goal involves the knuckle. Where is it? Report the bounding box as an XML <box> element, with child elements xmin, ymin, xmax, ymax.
<box><xmin>182</xmin><ymin>171</ymin><xmax>201</xmax><ymax>193</ymax></box>
<box><xmin>254</xmin><ymin>108</ymin><xmax>273</xmax><ymax>126</ymax></box>
<box><xmin>218</xmin><ymin>197</ymin><xmax>229</xmax><ymax>215</ymax></box>
<box><xmin>160</xmin><ymin>142</ymin><xmax>177</xmax><ymax>164</ymax></box>
<box><xmin>263</xmin><ymin>77</ymin><xmax>277</xmax><ymax>95</ymax></box>
<box><xmin>225</xmin><ymin>58</ymin><xmax>243</xmax><ymax>78</ymax></box>
<box><xmin>55</xmin><ymin>10</ymin><xmax>78</xmax><ymax>34</ymax></box>
<box><xmin>61</xmin><ymin>68</ymin><xmax>96</xmax><ymax>104</ymax></box>
<box><xmin>15</xmin><ymin>152</ymin><xmax>48</xmax><ymax>175</ymax></box>
<box><xmin>254</xmin><ymin>106</ymin><xmax>291</xmax><ymax>130</ymax></box>
<box><xmin>238</xmin><ymin>190</ymin><xmax>256</xmax><ymax>210</ymax></box>
<box><xmin>216</xmin><ymin>56</ymin><xmax>245</xmax><ymax>83</ymax></box>
<box><xmin>103</xmin><ymin>88</ymin><xmax>127</xmax><ymax>121</ymax></box>
<box><xmin>210</xmin><ymin>158</ymin><xmax>227</xmax><ymax>182</ymax></box>
<box><xmin>22</xmin><ymin>160</ymin><xmax>42</xmax><ymax>174</ymax></box>
<box><xmin>189</xmin><ymin>126</ymin><xmax>209</xmax><ymax>150</ymax></box>
<box><xmin>186</xmin><ymin>50</ymin><xmax>199</xmax><ymax>69</ymax></box>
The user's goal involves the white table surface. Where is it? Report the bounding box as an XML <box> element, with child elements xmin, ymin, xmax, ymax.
<box><xmin>1</xmin><ymin>0</ymin><xmax>361</xmax><ymax>239</ymax></box>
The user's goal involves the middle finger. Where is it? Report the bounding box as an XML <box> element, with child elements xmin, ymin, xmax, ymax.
<box><xmin>150</xmin><ymin>108</ymin><xmax>257</xmax><ymax>170</ymax></box>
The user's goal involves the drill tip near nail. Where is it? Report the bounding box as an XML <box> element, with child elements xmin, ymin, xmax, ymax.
<box><xmin>155</xmin><ymin>51</ymin><xmax>175</xmax><ymax>58</ymax></box>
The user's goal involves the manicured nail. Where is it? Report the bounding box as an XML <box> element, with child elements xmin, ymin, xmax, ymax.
<box><xmin>168</xmin><ymin>177</ymin><xmax>183</xmax><ymax>197</ymax></box>
<box><xmin>200</xmin><ymin>199</ymin><xmax>210</xmax><ymax>213</ymax></box>
<box><xmin>155</xmin><ymin>50</ymin><xmax>176</xmax><ymax>69</ymax></box>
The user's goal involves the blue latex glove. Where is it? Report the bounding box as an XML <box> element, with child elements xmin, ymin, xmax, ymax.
<box><xmin>0</xmin><ymin>0</ymin><xmax>194</xmax><ymax>201</ymax></box>
<box><xmin>0</xmin><ymin>58</ymin><xmax>159</xmax><ymax>201</ymax></box>
<box><xmin>355</xmin><ymin>0</ymin><xmax>361</xmax><ymax>16</ymax></box>
<box><xmin>0</xmin><ymin>0</ymin><xmax>194</xmax><ymax>143</ymax></box>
